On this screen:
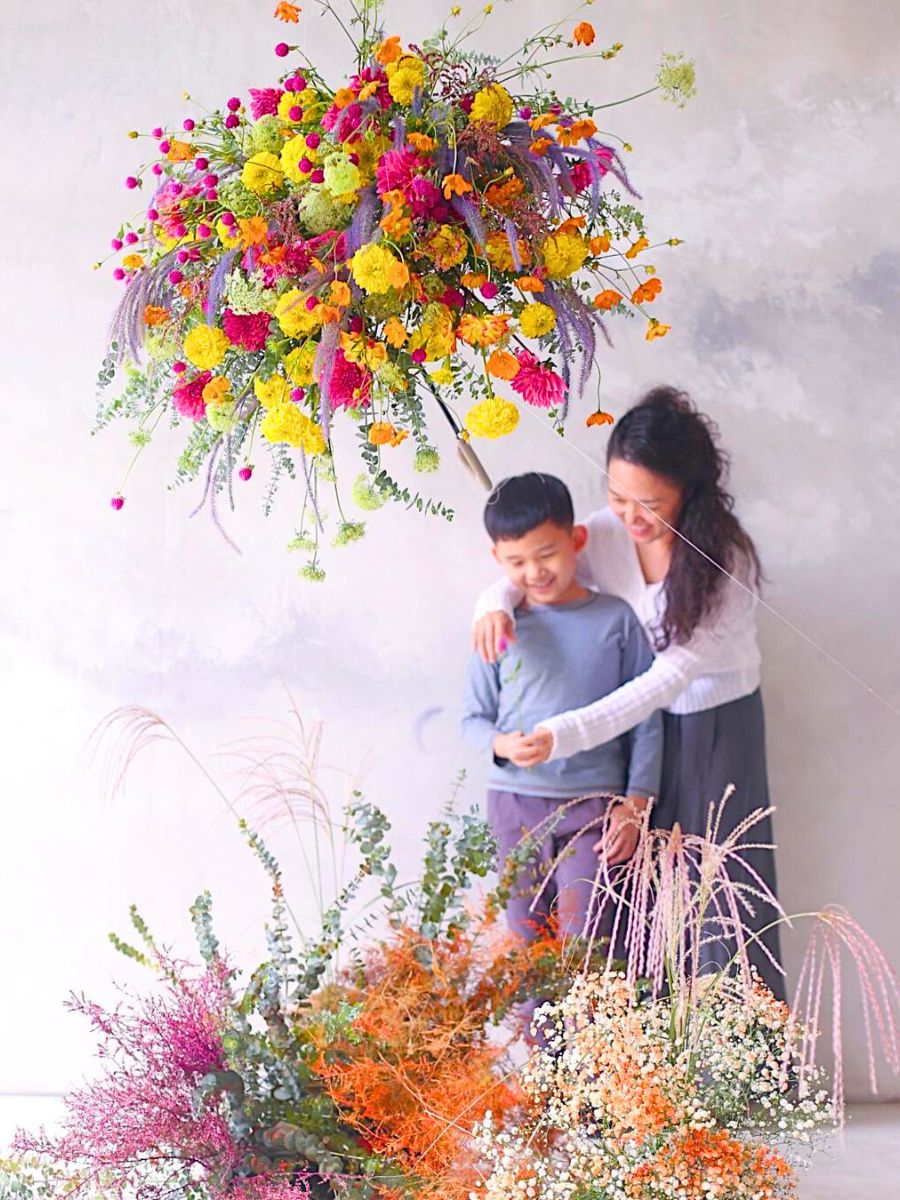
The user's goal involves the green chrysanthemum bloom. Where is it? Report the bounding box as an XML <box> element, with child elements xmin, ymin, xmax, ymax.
<box><xmin>218</xmin><ymin>178</ymin><xmax>263</xmax><ymax>218</ymax></box>
<box><xmin>287</xmin><ymin>533</ymin><xmax>317</xmax><ymax>553</ymax></box>
<box><xmin>376</xmin><ymin>362</ymin><xmax>408</xmax><ymax>393</ymax></box>
<box><xmin>225</xmin><ymin>269</ymin><xmax>278</xmax><ymax>315</ymax></box>
<box><xmin>333</xmin><ymin>520</ymin><xmax>366</xmax><ymax>547</ymax></box>
<box><xmin>129</xmin><ymin>429</ymin><xmax>152</xmax><ymax>448</ymax></box>
<box><xmin>298</xmin><ymin>187</ymin><xmax>352</xmax><ymax>235</ymax></box>
<box><xmin>657</xmin><ymin>53</ymin><xmax>697</xmax><ymax>108</ymax></box>
<box><xmin>250</xmin><ymin>115</ymin><xmax>286</xmax><ymax>154</ymax></box>
<box><xmin>414</xmin><ymin>446</ymin><xmax>440</xmax><ymax>474</ymax></box>
<box><xmin>299</xmin><ymin>561</ymin><xmax>326</xmax><ymax>582</ymax></box>
<box><xmin>206</xmin><ymin>401</ymin><xmax>238</xmax><ymax>433</ymax></box>
<box><xmin>351</xmin><ymin>473</ymin><xmax>391</xmax><ymax>511</ymax></box>
<box><xmin>145</xmin><ymin>330</ymin><xmax>181</xmax><ymax>361</ymax></box>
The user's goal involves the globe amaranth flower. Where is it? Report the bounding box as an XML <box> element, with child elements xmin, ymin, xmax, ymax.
<box><xmin>184</xmin><ymin>324</ymin><xmax>230</xmax><ymax>370</ymax></box>
<box><xmin>260</xmin><ymin>403</ymin><xmax>327</xmax><ymax>454</ymax></box>
<box><xmin>519</xmin><ymin>301</ymin><xmax>557</xmax><ymax>338</ymax></box>
<box><xmin>240</xmin><ymin>151</ymin><xmax>283</xmax><ymax>196</ymax></box>
<box><xmin>351</xmin><ymin>473</ymin><xmax>391</xmax><ymax>510</ymax></box>
<box><xmin>510</xmin><ymin>350</ymin><xmax>566</xmax><ymax>408</ymax></box>
<box><xmin>466</xmin><ymin>395</ymin><xmax>520</xmax><ymax>439</ymax></box>
<box><xmin>541</xmin><ymin>230</ymin><xmax>588</xmax><ymax>278</ymax></box>
<box><xmin>222</xmin><ymin>308</ymin><xmax>271</xmax><ymax>352</ymax></box>
<box><xmin>657</xmin><ymin>53</ymin><xmax>697</xmax><ymax>108</ymax></box>
<box><xmin>275</xmin><ymin>288</ymin><xmax>324</xmax><ymax>337</ymax></box>
<box><xmin>471</xmin><ymin>83</ymin><xmax>514</xmax><ymax>128</ymax></box>
<box><xmin>414</xmin><ymin>446</ymin><xmax>440</xmax><ymax>474</ymax></box>
<box><xmin>386</xmin><ymin>55</ymin><xmax>425</xmax><ymax>105</ymax></box>
<box><xmin>172</xmin><ymin>372</ymin><xmax>211</xmax><ymax>421</ymax></box>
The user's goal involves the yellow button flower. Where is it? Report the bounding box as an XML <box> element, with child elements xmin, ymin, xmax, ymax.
<box><xmin>466</xmin><ymin>395</ymin><xmax>520</xmax><ymax>439</ymax></box>
<box><xmin>241</xmin><ymin>151</ymin><xmax>284</xmax><ymax>196</ymax></box>
<box><xmin>261</xmin><ymin>403</ymin><xmax>326</xmax><ymax>454</ymax></box>
<box><xmin>184</xmin><ymin>324</ymin><xmax>230</xmax><ymax>370</ymax></box>
<box><xmin>471</xmin><ymin>83</ymin><xmax>514</xmax><ymax>128</ymax></box>
<box><xmin>275</xmin><ymin>289</ymin><xmax>323</xmax><ymax>337</ymax></box>
<box><xmin>519</xmin><ymin>302</ymin><xmax>556</xmax><ymax>338</ymax></box>
<box><xmin>541</xmin><ymin>230</ymin><xmax>588</xmax><ymax>279</ymax></box>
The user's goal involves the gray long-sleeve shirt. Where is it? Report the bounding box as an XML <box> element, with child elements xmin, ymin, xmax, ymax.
<box><xmin>462</xmin><ymin>592</ymin><xmax>663</xmax><ymax>799</ymax></box>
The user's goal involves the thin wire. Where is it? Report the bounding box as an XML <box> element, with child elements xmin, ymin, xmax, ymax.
<box><xmin>519</xmin><ymin>404</ymin><xmax>900</xmax><ymax>722</ymax></box>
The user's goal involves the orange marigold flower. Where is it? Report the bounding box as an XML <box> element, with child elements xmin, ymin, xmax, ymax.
<box><xmin>573</xmin><ymin>21</ymin><xmax>595</xmax><ymax>45</ymax></box>
<box><xmin>407</xmin><ymin>132</ymin><xmax>437</xmax><ymax>152</ymax></box>
<box><xmin>593</xmin><ymin>289</ymin><xmax>623</xmax><ymax>310</ymax></box>
<box><xmin>529</xmin><ymin>137</ymin><xmax>552</xmax><ymax>156</ymax></box>
<box><xmin>586</xmin><ymin>410</ymin><xmax>615</xmax><ymax>427</ymax></box>
<box><xmin>457</xmin><ymin>312</ymin><xmax>511</xmax><ymax>348</ymax></box>
<box><xmin>556</xmin><ymin>216</ymin><xmax>586</xmax><ymax>234</ymax></box>
<box><xmin>486</xmin><ymin>349</ymin><xmax>520</xmax><ymax>380</ymax></box>
<box><xmin>590</xmin><ymin>233</ymin><xmax>611</xmax><ymax>254</ymax></box>
<box><xmin>516</xmin><ymin>274</ymin><xmax>545</xmax><ymax>293</ymax></box>
<box><xmin>260</xmin><ymin>243</ymin><xmax>287</xmax><ymax>266</ymax></box>
<box><xmin>368</xmin><ymin>421</ymin><xmax>399</xmax><ymax>446</ymax></box>
<box><xmin>274</xmin><ymin>1</ymin><xmax>301</xmax><ymax>20</ymax></box>
<box><xmin>375</xmin><ymin>35</ymin><xmax>403</xmax><ymax>65</ymax></box>
<box><xmin>383</xmin><ymin>317</ymin><xmax>408</xmax><ymax>348</ymax></box>
<box><xmin>238</xmin><ymin>216</ymin><xmax>268</xmax><ymax>247</ymax></box>
<box><xmin>143</xmin><ymin>305</ymin><xmax>169</xmax><ymax>326</ymax></box>
<box><xmin>330</xmin><ymin>280</ymin><xmax>352</xmax><ymax>306</ymax></box>
<box><xmin>442</xmin><ymin>172</ymin><xmax>473</xmax><ymax>199</ymax></box>
<box><xmin>625</xmin><ymin>235</ymin><xmax>650</xmax><ymax>259</ymax></box>
<box><xmin>631</xmin><ymin>277</ymin><xmax>663</xmax><ymax>304</ymax></box>
<box><xmin>485</xmin><ymin>176</ymin><xmax>524</xmax><ymax>210</ymax></box>
<box><xmin>645</xmin><ymin>319</ymin><xmax>671</xmax><ymax>340</ymax></box>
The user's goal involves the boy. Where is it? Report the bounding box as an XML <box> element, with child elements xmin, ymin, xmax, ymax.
<box><xmin>462</xmin><ymin>472</ymin><xmax>663</xmax><ymax>949</ymax></box>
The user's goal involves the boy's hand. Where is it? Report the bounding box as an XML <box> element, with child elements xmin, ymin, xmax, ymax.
<box><xmin>473</xmin><ymin>611</ymin><xmax>515</xmax><ymax>663</ymax></box>
<box><xmin>593</xmin><ymin>796</ymin><xmax>648</xmax><ymax>865</ymax></box>
<box><xmin>519</xmin><ymin>727</ymin><xmax>553</xmax><ymax>765</ymax></box>
<box><xmin>494</xmin><ymin>731</ymin><xmax>542</xmax><ymax>767</ymax></box>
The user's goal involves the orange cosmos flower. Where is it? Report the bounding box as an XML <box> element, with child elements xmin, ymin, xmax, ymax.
<box><xmin>586</xmin><ymin>410</ymin><xmax>615</xmax><ymax>427</ymax></box>
<box><xmin>166</xmin><ymin>139</ymin><xmax>195</xmax><ymax>162</ymax></box>
<box><xmin>593</xmin><ymin>289</ymin><xmax>623</xmax><ymax>310</ymax></box>
<box><xmin>486</xmin><ymin>349</ymin><xmax>520</xmax><ymax>380</ymax></box>
<box><xmin>260</xmin><ymin>244</ymin><xmax>286</xmax><ymax>266</ymax></box>
<box><xmin>442</xmin><ymin>172</ymin><xmax>473</xmax><ymax>199</ymax></box>
<box><xmin>407</xmin><ymin>132</ymin><xmax>437</xmax><ymax>152</ymax></box>
<box><xmin>529</xmin><ymin>112</ymin><xmax>556</xmax><ymax>131</ymax></box>
<box><xmin>274</xmin><ymin>1</ymin><xmax>301</xmax><ymax>21</ymax></box>
<box><xmin>375</xmin><ymin>35</ymin><xmax>403</xmax><ymax>65</ymax></box>
<box><xmin>590</xmin><ymin>233</ymin><xmax>611</xmax><ymax>254</ymax></box>
<box><xmin>239</xmin><ymin>216</ymin><xmax>268</xmax><ymax>247</ymax></box>
<box><xmin>556</xmin><ymin>215</ymin><xmax>586</xmax><ymax>234</ymax></box>
<box><xmin>368</xmin><ymin>422</ymin><xmax>397</xmax><ymax>446</ymax></box>
<box><xmin>625</xmin><ymin>235</ymin><xmax>650</xmax><ymax>259</ymax></box>
<box><xmin>143</xmin><ymin>305</ymin><xmax>169</xmax><ymax>326</ymax></box>
<box><xmin>457</xmin><ymin>312</ymin><xmax>511</xmax><ymax>348</ymax></box>
<box><xmin>631</xmin><ymin>277</ymin><xmax>663</xmax><ymax>304</ymax></box>
<box><xmin>383</xmin><ymin>317</ymin><xmax>408</xmax><ymax>348</ymax></box>
<box><xmin>557</xmin><ymin>118</ymin><xmax>598</xmax><ymax>147</ymax></box>
<box><xmin>333</xmin><ymin>87</ymin><xmax>355</xmax><ymax>110</ymax></box>
<box><xmin>316</xmin><ymin>303</ymin><xmax>344</xmax><ymax>325</ymax></box>
<box><xmin>516</xmin><ymin>274</ymin><xmax>545</xmax><ymax>293</ymax></box>
<box><xmin>529</xmin><ymin>137</ymin><xmax>552</xmax><ymax>156</ymax></box>
<box><xmin>573</xmin><ymin>21</ymin><xmax>595</xmax><ymax>45</ymax></box>
<box><xmin>645</xmin><ymin>320</ymin><xmax>671</xmax><ymax>340</ymax></box>
<box><xmin>381</xmin><ymin>207</ymin><xmax>411</xmax><ymax>237</ymax></box>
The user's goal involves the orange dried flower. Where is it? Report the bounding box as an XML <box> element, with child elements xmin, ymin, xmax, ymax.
<box><xmin>274</xmin><ymin>1</ymin><xmax>301</xmax><ymax>20</ymax></box>
<box><xmin>593</xmin><ymin>289</ymin><xmax>623</xmax><ymax>310</ymax></box>
<box><xmin>587</xmin><ymin>410</ymin><xmax>615</xmax><ymax>427</ymax></box>
<box><xmin>573</xmin><ymin>21</ymin><xmax>595</xmax><ymax>45</ymax></box>
<box><xmin>516</xmin><ymin>274</ymin><xmax>545</xmax><ymax>293</ymax></box>
<box><xmin>486</xmin><ymin>349</ymin><xmax>520</xmax><ymax>380</ymax></box>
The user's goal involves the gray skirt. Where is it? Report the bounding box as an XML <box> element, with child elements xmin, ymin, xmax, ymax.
<box><xmin>652</xmin><ymin>689</ymin><xmax>785</xmax><ymax>1000</ymax></box>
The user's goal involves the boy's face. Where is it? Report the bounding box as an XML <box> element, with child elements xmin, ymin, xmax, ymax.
<box><xmin>492</xmin><ymin>519</ymin><xmax>588</xmax><ymax>606</ymax></box>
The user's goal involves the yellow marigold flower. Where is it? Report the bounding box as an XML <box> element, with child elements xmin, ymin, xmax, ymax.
<box><xmin>166</xmin><ymin>139</ymin><xmax>195</xmax><ymax>162</ymax></box>
<box><xmin>285</xmin><ymin>342</ymin><xmax>317</xmax><ymax>385</ymax></box>
<box><xmin>375</xmin><ymin>35</ymin><xmax>403</xmax><ymax>65</ymax></box>
<box><xmin>122</xmin><ymin>253</ymin><xmax>144</xmax><ymax>269</ymax></box>
<box><xmin>423</xmin><ymin>224</ymin><xmax>468</xmax><ymax>270</ymax></box>
<box><xmin>383</xmin><ymin>317</ymin><xmax>408</xmax><ymax>348</ymax></box>
<box><xmin>485</xmin><ymin>230</ymin><xmax>531</xmax><ymax>273</ymax></box>
<box><xmin>184</xmin><ymin>324</ymin><xmax>230</xmax><ymax>370</ymax></box>
<box><xmin>587</xmin><ymin>410</ymin><xmax>615</xmax><ymax>427</ymax></box>
<box><xmin>241</xmin><ymin>151</ymin><xmax>283</xmax><ymax>195</ymax></box>
<box><xmin>470</xmin><ymin>83</ymin><xmax>513</xmax><ymax>128</ymax></box>
<box><xmin>329</xmin><ymin>280</ymin><xmax>352</xmax><ymax>306</ymax></box>
<box><xmin>486</xmin><ymin>349</ymin><xmax>520</xmax><ymax>380</ymax></box>
<box><xmin>202</xmin><ymin>375</ymin><xmax>232</xmax><ymax>405</ymax></box>
<box><xmin>216</xmin><ymin>219</ymin><xmax>241</xmax><ymax>247</ymax></box>
<box><xmin>281</xmin><ymin>134</ymin><xmax>316</xmax><ymax>183</ymax></box>
<box><xmin>386</xmin><ymin>55</ymin><xmax>425</xmax><ymax>106</ymax></box>
<box><xmin>516</xmin><ymin>274</ymin><xmax>545</xmax><ymax>293</ymax></box>
<box><xmin>368</xmin><ymin>421</ymin><xmax>399</xmax><ymax>446</ymax></box>
<box><xmin>261</xmin><ymin>404</ymin><xmax>326</xmax><ymax>455</ymax></box>
<box><xmin>466</xmin><ymin>395</ymin><xmax>519</xmax><ymax>439</ymax></box>
<box><xmin>645</xmin><ymin>320</ymin><xmax>671</xmax><ymax>340</ymax></box>
<box><xmin>625</xmin><ymin>235</ymin><xmax>650</xmax><ymax>259</ymax></box>
<box><xmin>254</xmin><ymin>374</ymin><xmax>292</xmax><ymax>407</ymax></box>
<box><xmin>631</xmin><ymin>277</ymin><xmax>663</xmax><ymax>304</ymax></box>
<box><xmin>442</xmin><ymin>172</ymin><xmax>473</xmax><ymax>200</ymax></box>
<box><xmin>407</xmin><ymin>132</ymin><xmax>436</xmax><ymax>152</ymax></box>
<box><xmin>239</xmin><ymin>216</ymin><xmax>269</xmax><ymax>247</ymax></box>
<box><xmin>351</xmin><ymin>242</ymin><xmax>407</xmax><ymax>294</ymax></box>
<box><xmin>143</xmin><ymin>305</ymin><xmax>169</xmax><ymax>326</ymax></box>
<box><xmin>275</xmin><ymin>288</ymin><xmax>323</xmax><ymax>336</ymax></box>
<box><xmin>408</xmin><ymin>302</ymin><xmax>456</xmax><ymax>361</ymax></box>
<box><xmin>457</xmin><ymin>312</ymin><xmax>511</xmax><ymax>348</ymax></box>
<box><xmin>274</xmin><ymin>2</ymin><xmax>301</xmax><ymax>22</ymax></box>
<box><xmin>573</xmin><ymin>21</ymin><xmax>595</xmax><ymax>45</ymax></box>
<box><xmin>429</xmin><ymin>359</ymin><xmax>455</xmax><ymax>385</ymax></box>
<box><xmin>519</xmin><ymin>301</ymin><xmax>556</xmax><ymax>338</ymax></box>
<box><xmin>593</xmin><ymin>289</ymin><xmax>623</xmax><ymax>310</ymax></box>
<box><xmin>590</xmin><ymin>232</ymin><xmax>611</xmax><ymax>254</ymax></box>
<box><xmin>277</xmin><ymin>91</ymin><xmax>303</xmax><ymax>123</ymax></box>
<box><xmin>542</xmin><ymin>230</ymin><xmax>588</xmax><ymax>279</ymax></box>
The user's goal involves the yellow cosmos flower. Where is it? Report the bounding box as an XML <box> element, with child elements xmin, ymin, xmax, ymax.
<box><xmin>471</xmin><ymin>83</ymin><xmax>513</xmax><ymax>128</ymax></box>
<box><xmin>261</xmin><ymin>404</ymin><xmax>326</xmax><ymax>454</ymax></box>
<box><xmin>625</xmin><ymin>235</ymin><xmax>650</xmax><ymax>259</ymax></box>
<box><xmin>645</xmin><ymin>320</ymin><xmax>671</xmax><ymax>340</ymax></box>
<box><xmin>519</xmin><ymin>302</ymin><xmax>556</xmax><ymax>338</ymax></box>
<box><xmin>275</xmin><ymin>289</ymin><xmax>323</xmax><ymax>337</ymax></box>
<box><xmin>241</xmin><ymin>151</ymin><xmax>284</xmax><ymax>195</ymax></box>
<box><xmin>466</xmin><ymin>395</ymin><xmax>519</xmax><ymax>439</ymax></box>
<box><xmin>541</xmin><ymin>230</ymin><xmax>588</xmax><ymax>278</ymax></box>
<box><xmin>254</xmin><ymin>374</ymin><xmax>292</xmax><ymax>407</ymax></box>
<box><xmin>184</xmin><ymin>324</ymin><xmax>230</xmax><ymax>370</ymax></box>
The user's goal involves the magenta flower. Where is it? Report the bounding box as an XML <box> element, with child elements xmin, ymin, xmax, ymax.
<box><xmin>249</xmin><ymin>87</ymin><xmax>284</xmax><ymax>119</ymax></box>
<box><xmin>223</xmin><ymin>309</ymin><xmax>272</xmax><ymax>352</ymax></box>
<box><xmin>329</xmin><ymin>349</ymin><xmax>371</xmax><ymax>409</ymax></box>
<box><xmin>375</xmin><ymin>147</ymin><xmax>423</xmax><ymax>195</ymax></box>
<box><xmin>510</xmin><ymin>350</ymin><xmax>567</xmax><ymax>408</ymax></box>
<box><xmin>172</xmin><ymin>372</ymin><xmax>212</xmax><ymax>421</ymax></box>
<box><xmin>407</xmin><ymin>176</ymin><xmax>443</xmax><ymax>218</ymax></box>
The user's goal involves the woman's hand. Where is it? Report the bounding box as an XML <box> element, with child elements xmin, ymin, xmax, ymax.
<box><xmin>472</xmin><ymin>611</ymin><xmax>515</xmax><ymax>663</ymax></box>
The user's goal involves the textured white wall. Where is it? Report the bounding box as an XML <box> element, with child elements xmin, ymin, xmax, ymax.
<box><xmin>1</xmin><ymin>0</ymin><xmax>899</xmax><ymax>1111</ymax></box>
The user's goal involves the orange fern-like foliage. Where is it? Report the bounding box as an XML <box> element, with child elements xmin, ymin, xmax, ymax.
<box><xmin>305</xmin><ymin>917</ymin><xmax>555</xmax><ymax>1200</ymax></box>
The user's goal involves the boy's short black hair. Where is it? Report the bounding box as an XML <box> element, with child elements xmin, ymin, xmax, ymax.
<box><xmin>484</xmin><ymin>472</ymin><xmax>574</xmax><ymax>542</ymax></box>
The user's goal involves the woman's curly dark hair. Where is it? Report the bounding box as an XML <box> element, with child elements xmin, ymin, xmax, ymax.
<box><xmin>607</xmin><ymin>386</ymin><xmax>761</xmax><ymax>649</ymax></box>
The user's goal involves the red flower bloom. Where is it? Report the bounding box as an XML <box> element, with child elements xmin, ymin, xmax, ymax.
<box><xmin>222</xmin><ymin>309</ymin><xmax>272</xmax><ymax>352</ymax></box>
<box><xmin>172</xmin><ymin>372</ymin><xmax>212</xmax><ymax>420</ymax></box>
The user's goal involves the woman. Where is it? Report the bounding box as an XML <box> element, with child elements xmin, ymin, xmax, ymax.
<box><xmin>472</xmin><ymin>386</ymin><xmax>784</xmax><ymax>998</ymax></box>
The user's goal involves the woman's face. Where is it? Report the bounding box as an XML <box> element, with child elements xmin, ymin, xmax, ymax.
<box><xmin>607</xmin><ymin>457</ymin><xmax>683</xmax><ymax>546</ymax></box>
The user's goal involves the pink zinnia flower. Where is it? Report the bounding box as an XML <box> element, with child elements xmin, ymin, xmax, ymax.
<box><xmin>172</xmin><ymin>372</ymin><xmax>211</xmax><ymax>420</ymax></box>
<box><xmin>510</xmin><ymin>350</ymin><xmax>567</xmax><ymax>409</ymax></box>
<box><xmin>375</xmin><ymin>146</ymin><xmax>423</xmax><ymax>196</ymax></box>
<box><xmin>222</xmin><ymin>309</ymin><xmax>271</xmax><ymax>352</ymax></box>
<box><xmin>328</xmin><ymin>349</ymin><xmax>371</xmax><ymax>409</ymax></box>
<box><xmin>249</xmin><ymin>87</ymin><xmax>284</xmax><ymax>119</ymax></box>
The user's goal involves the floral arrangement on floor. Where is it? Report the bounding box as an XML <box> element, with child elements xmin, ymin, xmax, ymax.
<box><xmin>96</xmin><ymin>0</ymin><xmax>695</xmax><ymax>575</ymax></box>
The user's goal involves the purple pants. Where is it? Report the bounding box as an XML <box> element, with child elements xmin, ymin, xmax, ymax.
<box><xmin>487</xmin><ymin>789</ymin><xmax>616</xmax><ymax>945</ymax></box>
